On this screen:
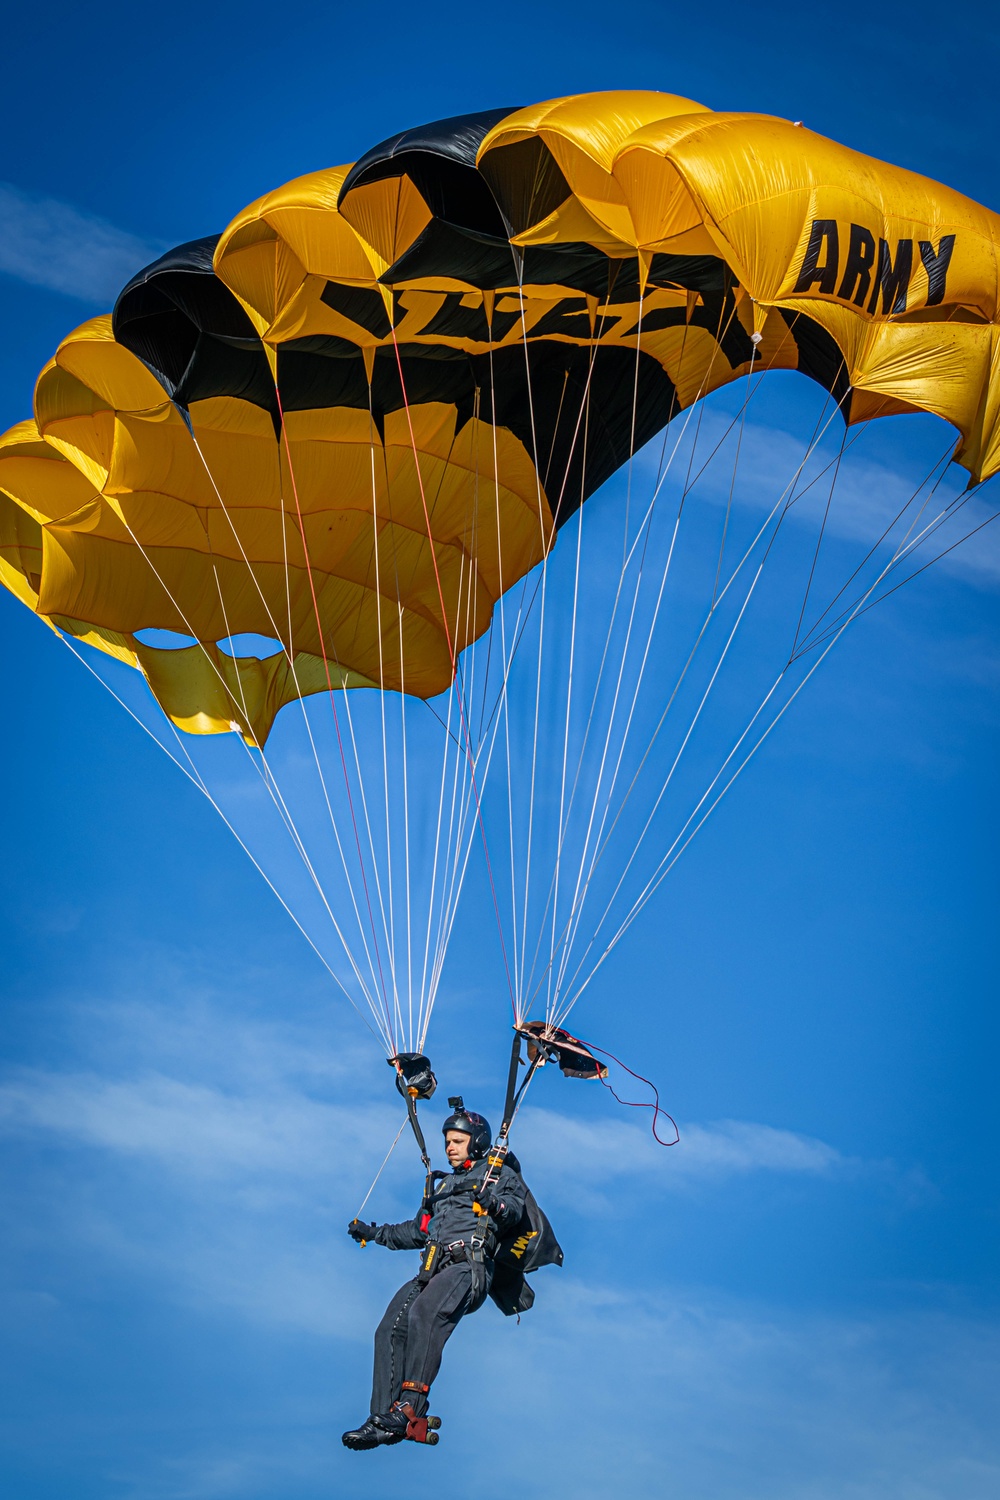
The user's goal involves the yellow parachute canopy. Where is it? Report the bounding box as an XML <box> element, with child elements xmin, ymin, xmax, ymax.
<box><xmin>2</xmin><ymin>90</ymin><xmax>999</xmax><ymax>746</ymax></box>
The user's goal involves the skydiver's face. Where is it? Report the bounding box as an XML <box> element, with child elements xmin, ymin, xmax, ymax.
<box><xmin>445</xmin><ymin>1130</ymin><xmax>473</xmax><ymax>1166</ymax></box>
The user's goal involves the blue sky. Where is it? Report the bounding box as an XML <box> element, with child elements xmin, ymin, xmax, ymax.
<box><xmin>1</xmin><ymin>4</ymin><xmax>999</xmax><ymax>1497</ymax></box>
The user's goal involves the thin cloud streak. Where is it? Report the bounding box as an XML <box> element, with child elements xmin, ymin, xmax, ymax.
<box><xmin>0</xmin><ymin>181</ymin><xmax>164</xmax><ymax>303</ymax></box>
<box><xmin>517</xmin><ymin>1105</ymin><xmax>845</xmax><ymax>1183</ymax></box>
<box><xmin>0</xmin><ymin>1066</ymin><xmax>846</xmax><ymax>1189</ymax></box>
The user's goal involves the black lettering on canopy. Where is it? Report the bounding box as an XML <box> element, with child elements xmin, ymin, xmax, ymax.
<box><xmin>320</xmin><ymin>280</ymin><xmax>392</xmax><ymax>337</ymax></box>
<box><xmin>528</xmin><ymin>297</ymin><xmax>596</xmax><ymax>339</ymax></box>
<box><xmin>866</xmin><ymin>238</ymin><xmax>914</xmax><ymax>315</ymax></box>
<box><xmin>792</xmin><ymin>220</ymin><xmax>840</xmax><ymax>295</ymax></box>
<box><xmin>420</xmin><ymin>291</ymin><xmax>522</xmax><ymax>342</ymax></box>
<box><xmin>918</xmin><ymin>235</ymin><xmax>956</xmax><ymax>307</ymax></box>
<box><xmin>837</xmin><ymin>224</ymin><xmax>877</xmax><ymax>306</ymax></box>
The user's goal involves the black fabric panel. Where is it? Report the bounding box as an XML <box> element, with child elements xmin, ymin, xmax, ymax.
<box><xmin>339</xmin><ymin>108</ymin><xmax>519</xmax><ymax>238</ymax></box>
<box><xmin>648</xmin><ymin>253</ymin><xmax>729</xmax><ymax>294</ymax></box>
<box><xmin>118</xmin><ymin>234</ymin><xmax>218</xmax><ymax>287</ymax></box>
<box><xmin>478</xmin><ymin>137</ymin><xmax>571</xmax><ymax>237</ymax></box>
<box><xmin>342</xmin><ymin>107</ymin><xmax>519</xmax><ymax>187</ymax></box>
<box><xmin>277</xmin><ymin>338</ymin><xmax>476</xmax><ymax>419</ymax></box>
<box><xmin>113</xmin><ymin>234</ymin><xmax>277</xmax><ymax>422</ymax></box>
<box><xmin>115</xmin><ymin>307</ymin><xmax>200</xmax><ymax>389</ymax></box>
<box><xmin>114</xmin><ymin>236</ymin><xmax>257</xmax><ymax>344</ymax></box>
<box><xmin>779</xmin><ymin>309</ymin><xmax>852</xmax><ymax>411</ymax></box>
<box><xmin>527</xmin><ymin>299</ymin><xmax>598</xmax><ymax>339</ymax></box>
<box><xmin>384</xmin><ymin>230</ymin><xmax>649</xmax><ymax>300</ymax></box>
<box><xmin>277</xmin><ymin>336</ymin><xmax>676</xmax><ymax>531</ymax></box>
<box><xmin>472</xmin><ymin>343</ymin><xmax>677</xmax><ymax>526</ymax></box>
<box><xmin>382</xmin><ymin>217</ymin><xmax>519</xmax><ymax>289</ymax></box>
<box><xmin>172</xmin><ymin>332</ymin><xmax>278</xmax><ymax>414</ymax></box>
<box><xmin>383</xmin><ymin>234</ymin><xmax>727</xmax><ymax>304</ymax></box>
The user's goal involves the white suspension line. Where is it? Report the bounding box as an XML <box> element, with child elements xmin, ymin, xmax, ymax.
<box><xmin>513</xmin><ymin>296</ymin><xmax>717</xmax><ymax>1013</ymax></box>
<box><xmin>801</xmin><ymin>495</ymin><xmax>1000</xmax><ymax>649</ymax></box>
<box><xmin>542</xmin><ymin>548</ymin><xmax>770</xmax><ymax>1023</ymax></box>
<box><xmin>712</xmin><ymin>347</ymin><xmax>758</xmax><ymax>606</ymax></box>
<box><xmin>276</xmin><ymin>395</ymin><xmax>398</xmax><ymax>1041</ymax></box>
<box><xmin>369</xmin><ymin>404</ymin><xmax>400</xmax><ymax>1043</ymax></box>
<box><xmin>577</xmin><ymin>388</ymin><xmax>851</xmax><ymax>899</ymax></box>
<box><xmin>514</xmin><ymin>326</ymin><xmax>609</xmax><ymax>1012</ymax></box>
<box><xmin>108</xmin><ymin>487</ymin><xmax>388</xmax><ymax>1024</ymax></box>
<box><xmin>533</xmin><ymin>330</ymin><xmax>722</xmax><ymax>910</ymax></box>
<box><xmin>354</xmin><ymin>1117</ymin><xmax>409</xmax><ymax>1220</ymax></box>
<box><xmin>791</xmin><ymin>448</ymin><xmax>961</xmax><ymax>655</ymax></box>
<box><xmin>544</xmin><ymin>392</ymin><xmax>848</xmax><ymax>1017</ymax></box>
<box><xmin>530</xmin><ymin>312</ymin><xmax>717</xmax><ymax>1009</ymax></box>
<box><xmin>190</xmin><ymin>431</ymin><xmax>356</xmax><ymax>898</ymax></box>
<box><xmin>54</xmin><ymin>627</ymin><xmax>390</xmax><ymax>1049</ymax></box>
<box><xmin>540</xmin><ymin>349</ymin><xmax>783</xmax><ymax>1009</ymax></box>
<box><xmin>789</xmin><ymin>421</ymin><xmax>849</xmax><ymax>657</ymax></box>
<box><xmin>546</xmin><ymin>403</ymin><xmax>588</xmax><ymax>1017</ymax></box>
<box><xmin>556</xmin><ymin>467</ymin><xmax>986</xmax><ymax>1016</ymax></box>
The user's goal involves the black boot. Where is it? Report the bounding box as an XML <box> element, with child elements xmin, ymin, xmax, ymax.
<box><xmin>341</xmin><ymin>1412</ymin><xmax>407</xmax><ymax>1450</ymax></box>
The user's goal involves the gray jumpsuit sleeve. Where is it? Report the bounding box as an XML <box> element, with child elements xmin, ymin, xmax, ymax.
<box><xmin>488</xmin><ymin>1164</ymin><xmax>528</xmax><ymax>1235</ymax></box>
<box><xmin>372</xmin><ymin>1215</ymin><xmax>427</xmax><ymax>1251</ymax></box>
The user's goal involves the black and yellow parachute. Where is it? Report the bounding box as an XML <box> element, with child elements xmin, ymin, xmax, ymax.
<box><xmin>2</xmin><ymin>90</ymin><xmax>998</xmax><ymax>748</ymax></box>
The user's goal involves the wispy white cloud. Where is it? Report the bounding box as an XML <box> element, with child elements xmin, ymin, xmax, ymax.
<box><xmin>0</xmin><ymin>1057</ymin><xmax>846</xmax><ymax>1194</ymax></box>
<box><xmin>1</xmin><ymin>985</ymin><xmax>995</xmax><ymax>1499</ymax></box>
<box><xmin>0</xmin><ymin>181</ymin><xmax>164</xmax><ymax>303</ymax></box>
<box><xmin>450</xmin><ymin>1278</ymin><xmax>1000</xmax><ymax>1500</ymax></box>
<box><xmin>0</xmin><ymin>993</ymin><xmax>867</xmax><ymax>1341</ymax></box>
<box><xmin>516</xmin><ymin>1104</ymin><xmax>845</xmax><ymax>1187</ymax></box>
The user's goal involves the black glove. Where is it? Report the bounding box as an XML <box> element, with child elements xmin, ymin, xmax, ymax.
<box><xmin>348</xmin><ymin>1219</ymin><xmax>378</xmax><ymax>1244</ymax></box>
<box><xmin>474</xmin><ymin>1185</ymin><xmax>504</xmax><ymax>1222</ymax></box>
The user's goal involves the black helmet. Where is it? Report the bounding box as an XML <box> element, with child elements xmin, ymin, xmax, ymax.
<box><xmin>442</xmin><ymin>1096</ymin><xmax>492</xmax><ymax>1158</ymax></box>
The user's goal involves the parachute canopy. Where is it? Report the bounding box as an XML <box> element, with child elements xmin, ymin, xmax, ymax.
<box><xmin>3</xmin><ymin>91</ymin><xmax>999</xmax><ymax>747</ymax></box>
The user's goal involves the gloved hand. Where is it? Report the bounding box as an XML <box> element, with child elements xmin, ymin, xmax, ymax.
<box><xmin>473</xmin><ymin>1185</ymin><xmax>505</xmax><ymax>1221</ymax></box>
<box><xmin>348</xmin><ymin>1219</ymin><xmax>378</xmax><ymax>1244</ymax></box>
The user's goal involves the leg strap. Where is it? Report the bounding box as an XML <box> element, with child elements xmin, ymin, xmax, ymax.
<box><xmin>392</xmin><ymin>1401</ymin><xmax>440</xmax><ymax>1444</ymax></box>
<box><xmin>401</xmin><ymin>1381</ymin><xmax>430</xmax><ymax>1395</ymax></box>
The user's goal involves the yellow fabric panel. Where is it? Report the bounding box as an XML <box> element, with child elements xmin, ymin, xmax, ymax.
<box><xmin>20</xmin><ymin>311</ymin><xmax>551</xmax><ymax>698</ymax></box>
<box><xmin>214</xmin><ymin>165</ymin><xmax>390</xmax><ymax>340</ymax></box>
<box><xmin>35</xmin><ymin>318</ymin><xmax>176</xmax><ymax>491</ymax></box>
<box><xmin>336</xmin><ymin>174</ymin><xmax>433</xmax><ymax>271</ymax></box>
<box><xmin>479</xmin><ymin>94</ymin><xmax>1000</xmax><ymax>480</ymax></box>
<box><xmin>0</xmin><ymin>419</ymin><xmax>100</xmax><ymax>523</ymax></box>
<box><xmin>0</xmin><ymin>484</ymin><xmax>44</xmax><ymax>607</ymax></box>
<box><xmin>951</xmin><ymin>325</ymin><xmax>1000</xmax><ymax>480</ymax></box>
<box><xmin>282</xmin><ymin>403</ymin><xmax>547</xmax><ymax>568</ymax></box>
<box><xmin>51</xmin><ymin>315</ymin><xmax>168</xmax><ymax>409</ymax></box>
<box><xmin>0</xmin><ymin>422</ymin><xmax>381</xmax><ymax>742</ymax></box>
<box><xmin>479</xmin><ymin>91</ymin><xmax>708</xmax><ymax>168</ymax></box>
<box><xmin>508</xmin><ymin>192</ymin><xmax>637</xmax><ymax>256</ymax></box>
<box><xmin>678</xmin><ymin>118</ymin><xmax>993</xmax><ymax>314</ymax></box>
<box><xmin>134</xmin><ymin>638</ymin><xmax>373</xmax><ymax>747</ymax></box>
<box><xmin>479</xmin><ymin>91</ymin><xmax>712</xmax><ymax>252</ymax></box>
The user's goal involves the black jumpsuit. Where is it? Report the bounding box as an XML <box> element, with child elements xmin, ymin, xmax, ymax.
<box><xmin>368</xmin><ymin>1156</ymin><xmax>526</xmax><ymax>1416</ymax></box>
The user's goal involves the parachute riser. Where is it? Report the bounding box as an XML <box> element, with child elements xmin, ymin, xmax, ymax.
<box><xmin>481</xmin><ymin>1030</ymin><xmax>545</xmax><ymax>1194</ymax></box>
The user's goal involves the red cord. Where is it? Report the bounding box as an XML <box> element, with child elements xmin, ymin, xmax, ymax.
<box><xmin>577</xmin><ymin>1035</ymin><xmax>680</xmax><ymax>1146</ymax></box>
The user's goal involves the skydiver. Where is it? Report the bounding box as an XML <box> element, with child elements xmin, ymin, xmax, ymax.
<box><xmin>341</xmin><ymin>1099</ymin><xmax>526</xmax><ymax>1450</ymax></box>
